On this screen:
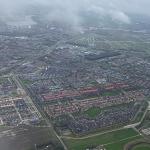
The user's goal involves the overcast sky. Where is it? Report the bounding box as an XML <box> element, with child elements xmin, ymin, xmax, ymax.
<box><xmin>0</xmin><ymin>0</ymin><xmax>150</xmax><ymax>26</ymax></box>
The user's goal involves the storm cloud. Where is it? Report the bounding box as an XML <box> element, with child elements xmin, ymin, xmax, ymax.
<box><xmin>0</xmin><ymin>0</ymin><xmax>150</xmax><ymax>26</ymax></box>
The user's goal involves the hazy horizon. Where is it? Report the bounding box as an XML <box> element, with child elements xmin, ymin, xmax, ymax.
<box><xmin>0</xmin><ymin>0</ymin><xmax>150</xmax><ymax>27</ymax></box>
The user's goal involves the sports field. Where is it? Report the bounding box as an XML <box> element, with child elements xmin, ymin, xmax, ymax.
<box><xmin>63</xmin><ymin>128</ymin><xmax>142</xmax><ymax>150</ymax></box>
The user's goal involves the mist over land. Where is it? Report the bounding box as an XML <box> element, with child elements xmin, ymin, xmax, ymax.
<box><xmin>0</xmin><ymin>0</ymin><xmax>150</xmax><ymax>27</ymax></box>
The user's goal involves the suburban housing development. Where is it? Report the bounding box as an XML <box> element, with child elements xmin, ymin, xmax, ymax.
<box><xmin>0</xmin><ymin>1</ymin><xmax>150</xmax><ymax>150</ymax></box>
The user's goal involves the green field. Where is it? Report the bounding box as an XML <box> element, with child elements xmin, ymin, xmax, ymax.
<box><xmin>63</xmin><ymin>128</ymin><xmax>142</xmax><ymax>150</ymax></box>
<box><xmin>101</xmin><ymin>90</ymin><xmax>121</xmax><ymax>97</ymax></box>
<box><xmin>83</xmin><ymin>102</ymin><xmax>138</xmax><ymax>119</ymax></box>
<box><xmin>84</xmin><ymin>107</ymin><xmax>101</xmax><ymax>118</ymax></box>
<box><xmin>21</xmin><ymin>79</ymin><xmax>33</xmax><ymax>85</ymax></box>
<box><xmin>105</xmin><ymin>137</ymin><xmax>142</xmax><ymax>150</ymax></box>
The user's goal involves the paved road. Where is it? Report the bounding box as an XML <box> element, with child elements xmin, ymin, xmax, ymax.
<box><xmin>62</xmin><ymin>127</ymin><xmax>126</xmax><ymax>140</ymax></box>
<box><xmin>124</xmin><ymin>101</ymin><xmax>149</xmax><ymax>129</ymax></box>
<box><xmin>12</xmin><ymin>74</ymin><xmax>68</xmax><ymax>150</ymax></box>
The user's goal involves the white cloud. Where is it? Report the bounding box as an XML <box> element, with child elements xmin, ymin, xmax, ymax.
<box><xmin>0</xmin><ymin>0</ymin><xmax>149</xmax><ymax>27</ymax></box>
<box><xmin>110</xmin><ymin>11</ymin><xmax>131</xmax><ymax>23</ymax></box>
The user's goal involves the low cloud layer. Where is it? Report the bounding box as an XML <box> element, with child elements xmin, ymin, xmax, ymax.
<box><xmin>0</xmin><ymin>0</ymin><xmax>149</xmax><ymax>27</ymax></box>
